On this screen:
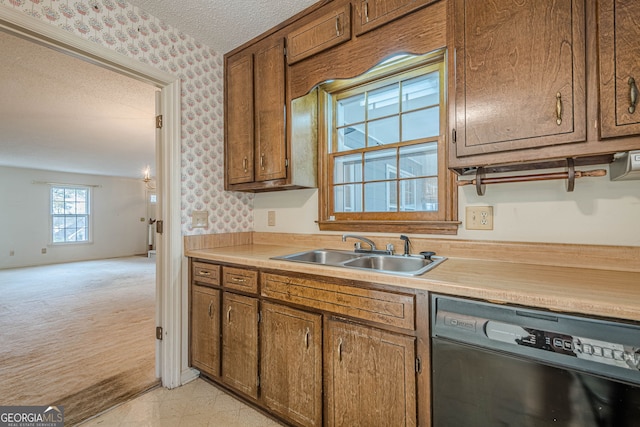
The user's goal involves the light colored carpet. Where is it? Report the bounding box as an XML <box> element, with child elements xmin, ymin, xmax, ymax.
<box><xmin>0</xmin><ymin>256</ymin><xmax>158</xmax><ymax>426</ymax></box>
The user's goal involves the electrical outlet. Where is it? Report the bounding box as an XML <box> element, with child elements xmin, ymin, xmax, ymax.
<box><xmin>191</xmin><ymin>211</ymin><xmax>208</xmax><ymax>228</ymax></box>
<box><xmin>267</xmin><ymin>211</ymin><xmax>276</xmax><ymax>227</ymax></box>
<box><xmin>41</xmin><ymin>248</ymin><xmax>47</xmax><ymax>254</ymax></box>
<box><xmin>9</xmin><ymin>250</ymin><xmax>15</xmax><ymax>256</ymax></box>
<box><xmin>466</xmin><ymin>206</ymin><xmax>494</xmax><ymax>230</ymax></box>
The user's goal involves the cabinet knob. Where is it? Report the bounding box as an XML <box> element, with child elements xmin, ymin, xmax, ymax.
<box><xmin>208</xmin><ymin>301</ymin><xmax>213</xmax><ymax>318</ymax></box>
<box><xmin>260</xmin><ymin>153</ymin><xmax>265</xmax><ymax>170</ymax></box>
<box><xmin>337</xmin><ymin>337</ymin><xmax>343</xmax><ymax>361</ymax></box>
<box><xmin>243</xmin><ymin>157</ymin><xmax>248</xmax><ymax>173</ymax></box>
<box><xmin>335</xmin><ymin>16</ymin><xmax>340</xmax><ymax>37</ymax></box>
<box><xmin>227</xmin><ymin>306</ymin><xmax>232</xmax><ymax>323</ymax></box>
<box><xmin>556</xmin><ymin>92</ymin><xmax>563</xmax><ymax>126</ymax></box>
<box><xmin>364</xmin><ymin>1</ymin><xmax>369</xmax><ymax>23</ymax></box>
<box><xmin>629</xmin><ymin>77</ymin><xmax>638</xmax><ymax>114</ymax></box>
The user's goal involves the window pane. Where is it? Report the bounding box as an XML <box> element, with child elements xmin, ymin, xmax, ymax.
<box><xmin>402</xmin><ymin>107</ymin><xmax>439</xmax><ymax>141</ymax></box>
<box><xmin>76</xmin><ymin>226</ymin><xmax>87</xmax><ymax>241</ymax></box>
<box><xmin>364</xmin><ymin>181</ymin><xmax>395</xmax><ymax>212</ymax></box>
<box><xmin>334</xmin><ymin>154</ymin><xmax>363</xmax><ymax>184</ymax></box>
<box><xmin>337</xmin><ymin>124</ymin><xmax>366</xmax><ymax>151</ymax></box>
<box><xmin>52</xmin><ymin>201</ymin><xmax>65</xmax><ymax>214</ymax></box>
<box><xmin>399</xmin><ymin>142</ymin><xmax>438</xmax><ymax>177</ymax></box>
<box><xmin>368</xmin><ymin>116</ymin><xmax>399</xmax><ymax>146</ymax></box>
<box><xmin>65</xmin><ymin>217</ymin><xmax>77</xmax><ymax>229</ymax></box>
<box><xmin>76</xmin><ymin>201</ymin><xmax>87</xmax><ymax>215</ymax></box>
<box><xmin>364</xmin><ymin>148</ymin><xmax>396</xmax><ymax>181</ymax></box>
<box><xmin>65</xmin><ymin>228</ymin><xmax>78</xmax><ymax>242</ymax></box>
<box><xmin>400</xmin><ymin>177</ymin><xmax>438</xmax><ymax>212</ymax></box>
<box><xmin>337</xmin><ymin>93</ymin><xmax>365</xmax><ymax>126</ymax></box>
<box><xmin>334</xmin><ymin>183</ymin><xmax>362</xmax><ymax>212</ymax></box>
<box><xmin>402</xmin><ymin>72</ymin><xmax>439</xmax><ymax>111</ymax></box>
<box><xmin>368</xmin><ymin>83</ymin><xmax>399</xmax><ymax>120</ymax></box>
<box><xmin>77</xmin><ymin>216</ymin><xmax>87</xmax><ymax>228</ymax></box>
<box><xmin>52</xmin><ymin>188</ymin><xmax>65</xmax><ymax>202</ymax></box>
<box><xmin>53</xmin><ymin>229</ymin><xmax>65</xmax><ymax>243</ymax></box>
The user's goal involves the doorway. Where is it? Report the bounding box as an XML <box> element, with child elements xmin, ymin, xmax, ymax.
<box><xmin>0</xmin><ymin>4</ymin><xmax>184</xmax><ymax>420</ymax></box>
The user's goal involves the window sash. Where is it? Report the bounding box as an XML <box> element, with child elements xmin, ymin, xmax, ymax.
<box><xmin>50</xmin><ymin>186</ymin><xmax>91</xmax><ymax>244</ymax></box>
<box><xmin>318</xmin><ymin>51</ymin><xmax>458</xmax><ymax>232</ymax></box>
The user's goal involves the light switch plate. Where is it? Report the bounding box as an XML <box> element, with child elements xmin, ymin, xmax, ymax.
<box><xmin>191</xmin><ymin>210</ymin><xmax>208</xmax><ymax>228</ymax></box>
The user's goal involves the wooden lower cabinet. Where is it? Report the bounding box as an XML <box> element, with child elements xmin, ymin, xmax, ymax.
<box><xmin>260</xmin><ymin>302</ymin><xmax>323</xmax><ymax>427</ymax></box>
<box><xmin>190</xmin><ymin>285</ymin><xmax>220</xmax><ymax>378</ymax></box>
<box><xmin>222</xmin><ymin>291</ymin><xmax>259</xmax><ymax>398</ymax></box>
<box><xmin>324</xmin><ymin>317</ymin><xmax>417</xmax><ymax>427</ymax></box>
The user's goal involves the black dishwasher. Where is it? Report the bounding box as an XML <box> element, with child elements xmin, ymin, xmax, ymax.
<box><xmin>431</xmin><ymin>294</ymin><xmax>640</xmax><ymax>427</ymax></box>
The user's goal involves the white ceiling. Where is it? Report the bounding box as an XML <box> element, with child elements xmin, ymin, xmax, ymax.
<box><xmin>129</xmin><ymin>0</ymin><xmax>318</xmax><ymax>54</ymax></box>
<box><xmin>0</xmin><ymin>31</ymin><xmax>158</xmax><ymax>179</ymax></box>
<box><xmin>0</xmin><ymin>1</ymin><xmax>317</xmax><ymax>179</ymax></box>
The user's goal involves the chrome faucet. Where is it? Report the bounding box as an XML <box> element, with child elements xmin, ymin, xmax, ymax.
<box><xmin>342</xmin><ymin>234</ymin><xmax>394</xmax><ymax>255</ymax></box>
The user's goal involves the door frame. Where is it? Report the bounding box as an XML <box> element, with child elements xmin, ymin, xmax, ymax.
<box><xmin>0</xmin><ymin>7</ymin><xmax>184</xmax><ymax>388</ymax></box>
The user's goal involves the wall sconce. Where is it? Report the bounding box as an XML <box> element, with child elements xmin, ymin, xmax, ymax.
<box><xmin>143</xmin><ymin>166</ymin><xmax>156</xmax><ymax>190</ymax></box>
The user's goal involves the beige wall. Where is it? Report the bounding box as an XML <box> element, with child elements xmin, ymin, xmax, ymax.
<box><xmin>253</xmin><ymin>163</ymin><xmax>640</xmax><ymax>246</ymax></box>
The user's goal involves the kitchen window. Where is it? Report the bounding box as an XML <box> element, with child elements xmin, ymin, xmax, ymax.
<box><xmin>317</xmin><ymin>52</ymin><xmax>458</xmax><ymax>234</ymax></box>
<box><xmin>50</xmin><ymin>185</ymin><xmax>91</xmax><ymax>244</ymax></box>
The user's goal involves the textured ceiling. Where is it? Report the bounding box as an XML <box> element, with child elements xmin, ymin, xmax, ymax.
<box><xmin>1</xmin><ymin>1</ymin><xmax>317</xmax><ymax>179</ymax></box>
<box><xmin>128</xmin><ymin>0</ymin><xmax>319</xmax><ymax>53</ymax></box>
<box><xmin>0</xmin><ymin>31</ymin><xmax>157</xmax><ymax>179</ymax></box>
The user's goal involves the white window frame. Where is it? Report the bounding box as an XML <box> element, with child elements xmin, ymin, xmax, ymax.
<box><xmin>50</xmin><ymin>185</ymin><xmax>93</xmax><ymax>245</ymax></box>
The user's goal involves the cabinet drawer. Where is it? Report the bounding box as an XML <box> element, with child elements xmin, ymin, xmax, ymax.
<box><xmin>223</xmin><ymin>267</ymin><xmax>259</xmax><ymax>294</ymax></box>
<box><xmin>261</xmin><ymin>273</ymin><xmax>415</xmax><ymax>330</ymax></box>
<box><xmin>192</xmin><ymin>262</ymin><xmax>220</xmax><ymax>286</ymax></box>
<box><xmin>354</xmin><ymin>0</ymin><xmax>436</xmax><ymax>36</ymax></box>
<box><xmin>286</xmin><ymin>4</ymin><xmax>351</xmax><ymax>64</ymax></box>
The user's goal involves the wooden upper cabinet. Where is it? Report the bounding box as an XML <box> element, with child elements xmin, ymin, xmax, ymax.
<box><xmin>324</xmin><ymin>318</ymin><xmax>417</xmax><ymax>427</ymax></box>
<box><xmin>452</xmin><ymin>0</ymin><xmax>586</xmax><ymax>159</ymax></box>
<box><xmin>226</xmin><ymin>53</ymin><xmax>254</xmax><ymax>185</ymax></box>
<box><xmin>222</xmin><ymin>292</ymin><xmax>259</xmax><ymax>398</ymax></box>
<box><xmin>260</xmin><ymin>302</ymin><xmax>322</xmax><ymax>427</ymax></box>
<box><xmin>598</xmin><ymin>0</ymin><xmax>640</xmax><ymax>138</ymax></box>
<box><xmin>190</xmin><ymin>285</ymin><xmax>221</xmax><ymax>378</ymax></box>
<box><xmin>287</xmin><ymin>4</ymin><xmax>352</xmax><ymax>65</ymax></box>
<box><xmin>353</xmin><ymin>0</ymin><xmax>436</xmax><ymax>36</ymax></box>
<box><xmin>254</xmin><ymin>38</ymin><xmax>287</xmax><ymax>182</ymax></box>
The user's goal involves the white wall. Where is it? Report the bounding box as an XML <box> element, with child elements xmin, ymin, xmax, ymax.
<box><xmin>253</xmin><ymin>163</ymin><xmax>640</xmax><ymax>246</ymax></box>
<box><xmin>0</xmin><ymin>166</ymin><xmax>149</xmax><ymax>269</ymax></box>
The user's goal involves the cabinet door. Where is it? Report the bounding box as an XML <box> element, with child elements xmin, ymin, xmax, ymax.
<box><xmin>254</xmin><ymin>38</ymin><xmax>287</xmax><ymax>182</ymax></box>
<box><xmin>190</xmin><ymin>285</ymin><xmax>220</xmax><ymax>378</ymax></box>
<box><xmin>261</xmin><ymin>302</ymin><xmax>322</xmax><ymax>427</ymax></box>
<box><xmin>354</xmin><ymin>0</ymin><xmax>435</xmax><ymax>36</ymax></box>
<box><xmin>226</xmin><ymin>53</ymin><xmax>254</xmax><ymax>185</ymax></box>
<box><xmin>222</xmin><ymin>292</ymin><xmax>259</xmax><ymax>398</ymax></box>
<box><xmin>287</xmin><ymin>4</ymin><xmax>351</xmax><ymax>65</ymax></box>
<box><xmin>325</xmin><ymin>318</ymin><xmax>417</xmax><ymax>427</ymax></box>
<box><xmin>452</xmin><ymin>0</ymin><xmax>586</xmax><ymax>157</ymax></box>
<box><xmin>598</xmin><ymin>0</ymin><xmax>640</xmax><ymax>138</ymax></box>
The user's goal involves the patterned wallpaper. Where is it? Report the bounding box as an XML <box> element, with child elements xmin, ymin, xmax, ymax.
<box><xmin>0</xmin><ymin>0</ymin><xmax>254</xmax><ymax>236</ymax></box>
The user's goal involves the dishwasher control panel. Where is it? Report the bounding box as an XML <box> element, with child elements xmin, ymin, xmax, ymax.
<box><xmin>433</xmin><ymin>295</ymin><xmax>640</xmax><ymax>385</ymax></box>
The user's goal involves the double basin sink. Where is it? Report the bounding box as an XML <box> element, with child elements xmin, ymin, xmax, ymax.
<box><xmin>272</xmin><ymin>249</ymin><xmax>446</xmax><ymax>276</ymax></box>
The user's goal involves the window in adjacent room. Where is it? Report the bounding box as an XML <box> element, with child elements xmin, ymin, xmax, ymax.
<box><xmin>318</xmin><ymin>51</ymin><xmax>458</xmax><ymax>234</ymax></box>
<box><xmin>50</xmin><ymin>186</ymin><xmax>91</xmax><ymax>244</ymax></box>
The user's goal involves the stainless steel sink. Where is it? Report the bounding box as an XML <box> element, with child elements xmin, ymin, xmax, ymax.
<box><xmin>275</xmin><ymin>249</ymin><xmax>364</xmax><ymax>264</ymax></box>
<box><xmin>273</xmin><ymin>249</ymin><xmax>446</xmax><ymax>276</ymax></box>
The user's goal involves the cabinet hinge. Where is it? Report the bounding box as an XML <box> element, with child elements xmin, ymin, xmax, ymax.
<box><xmin>283</xmin><ymin>47</ymin><xmax>287</xmax><ymax>57</ymax></box>
<box><xmin>285</xmin><ymin>158</ymin><xmax>289</xmax><ymax>168</ymax></box>
<box><xmin>257</xmin><ymin>375</ymin><xmax>261</xmax><ymax>387</ymax></box>
<box><xmin>415</xmin><ymin>356</ymin><xmax>422</xmax><ymax>373</ymax></box>
<box><xmin>156</xmin><ymin>326</ymin><xmax>163</xmax><ymax>340</ymax></box>
<box><xmin>258</xmin><ymin>310</ymin><xmax>262</xmax><ymax>323</ymax></box>
<box><xmin>451</xmin><ymin>128</ymin><xmax>457</xmax><ymax>143</ymax></box>
<box><xmin>156</xmin><ymin>114</ymin><xmax>163</xmax><ymax>129</ymax></box>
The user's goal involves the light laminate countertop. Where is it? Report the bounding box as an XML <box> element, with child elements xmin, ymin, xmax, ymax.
<box><xmin>186</xmin><ymin>244</ymin><xmax>640</xmax><ymax>323</ymax></box>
